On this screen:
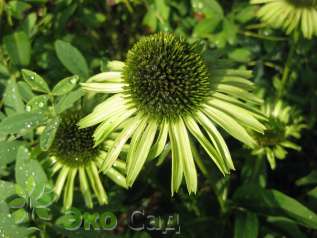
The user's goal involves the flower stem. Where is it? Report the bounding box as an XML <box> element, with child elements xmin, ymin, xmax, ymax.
<box><xmin>278</xmin><ymin>40</ymin><xmax>297</xmax><ymax>97</ymax></box>
<box><xmin>240</xmin><ymin>30</ymin><xmax>287</xmax><ymax>41</ymax></box>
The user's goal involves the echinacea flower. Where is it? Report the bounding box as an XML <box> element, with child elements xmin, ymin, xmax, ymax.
<box><xmin>79</xmin><ymin>33</ymin><xmax>266</xmax><ymax>194</ymax></box>
<box><xmin>50</xmin><ymin>111</ymin><xmax>127</xmax><ymax>209</ymax></box>
<box><xmin>251</xmin><ymin>0</ymin><xmax>317</xmax><ymax>39</ymax></box>
<box><xmin>252</xmin><ymin>100</ymin><xmax>306</xmax><ymax>169</ymax></box>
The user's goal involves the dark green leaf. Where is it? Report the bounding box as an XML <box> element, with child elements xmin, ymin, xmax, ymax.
<box><xmin>54</xmin><ymin>40</ymin><xmax>89</xmax><ymax>78</ymax></box>
<box><xmin>0</xmin><ymin>112</ymin><xmax>46</xmax><ymax>135</ymax></box>
<box><xmin>55</xmin><ymin>88</ymin><xmax>85</xmax><ymax>113</ymax></box>
<box><xmin>234</xmin><ymin>184</ymin><xmax>317</xmax><ymax>229</ymax></box>
<box><xmin>52</xmin><ymin>75</ymin><xmax>79</xmax><ymax>96</ymax></box>
<box><xmin>21</xmin><ymin>69</ymin><xmax>50</xmax><ymax>93</ymax></box>
<box><xmin>15</xmin><ymin>146</ymin><xmax>48</xmax><ymax>200</ymax></box>
<box><xmin>3</xmin><ymin>31</ymin><xmax>31</xmax><ymax>66</ymax></box>
<box><xmin>0</xmin><ymin>141</ymin><xmax>23</xmax><ymax>166</ymax></box>
<box><xmin>234</xmin><ymin>211</ymin><xmax>258</xmax><ymax>238</ymax></box>
<box><xmin>40</xmin><ymin>117</ymin><xmax>61</xmax><ymax>151</ymax></box>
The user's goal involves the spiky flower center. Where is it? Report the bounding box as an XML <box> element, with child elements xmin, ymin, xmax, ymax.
<box><xmin>123</xmin><ymin>33</ymin><xmax>210</xmax><ymax>119</ymax></box>
<box><xmin>51</xmin><ymin>112</ymin><xmax>99</xmax><ymax>167</ymax></box>
<box><xmin>289</xmin><ymin>0</ymin><xmax>317</xmax><ymax>7</ymax></box>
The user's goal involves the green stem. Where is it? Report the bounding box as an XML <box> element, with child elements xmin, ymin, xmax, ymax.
<box><xmin>250</xmin><ymin>155</ymin><xmax>265</xmax><ymax>184</ymax></box>
<box><xmin>278</xmin><ymin>41</ymin><xmax>297</xmax><ymax>97</ymax></box>
<box><xmin>191</xmin><ymin>141</ymin><xmax>227</xmax><ymax>213</ymax></box>
<box><xmin>240</xmin><ymin>31</ymin><xmax>287</xmax><ymax>41</ymax></box>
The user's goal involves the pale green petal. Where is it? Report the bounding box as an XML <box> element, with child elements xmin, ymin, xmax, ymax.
<box><xmin>105</xmin><ymin>168</ymin><xmax>128</xmax><ymax>188</ymax></box>
<box><xmin>54</xmin><ymin>166</ymin><xmax>70</xmax><ymax>198</ymax></box>
<box><xmin>79</xmin><ymin>167</ymin><xmax>93</xmax><ymax>208</ymax></box>
<box><xmin>169</xmin><ymin>118</ymin><xmax>197</xmax><ymax>194</ymax></box>
<box><xmin>63</xmin><ymin>168</ymin><xmax>77</xmax><ymax>210</ymax></box>
<box><xmin>107</xmin><ymin>61</ymin><xmax>125</xmax><ymax>71</ymax></box>
<box><xmin>195</xmin><ymin>111</ymin><xmax>234</xmax><ymax>170</ymax></box>
<box><xmin>207</xmin><ymin>98</ymin><xmax>266</xmax><ymax>133</ymax></box>
<box><xmin>156</xmin><ymin>143</ymin><xmax>171</xmax><ymax>166</ymax></box>
<box><xmin>93</xmin><ymin>108</ymin><xmax>136</xmax><ymax>146</ymax></box>
<box><xmin>86</xmin><ymin>162</ymin><xmax>108</xmax><ymax>205</ymax></box>
<box><xmin>81</xmin><ymin>82</ymin><xmax>126</xmax><ymax>93</ymax></box>
<box><xmin>87</xmin><ymin>72</ymin><xmax>123</xmax><ymax>83</ymax></box>
<box><xmin>216</xmin><ymin>84</ymin><xmax>263</xmax><ymax>104</ymax></box>
<box><xmin>169</xmin><ymin>122</ymin><xmax>184</xmax><ymax>195</ymax></box>
<box><xmin>148</xmin><ymin>120</ymin><xmax>169</xmax><ymax>159</ymax></box>
<box><xmin>126</xmin><ymin>117</ymin><xmax>149</xmax><ymax>173</ymax></box>
<box><xmin>113</xmin><ymin>160</ymin><xmax>127</xmax><ymax>172</ymax></box>
<box><xmin>127</xmin><ymin>120</ymin><xmax>158</xmax><ymax>186</ymax></box>
<box><xmin>100</xmin><ymin>116</ymin><xmax>142</xmax><ymax>172</ymax></box>
<box><xmin>302</xmin><ymin>9</ymin><xmax>310</xmax><ymax>38</ymax></box>
<box><xmin>78</xmin><ymin>94</ymin><xmax>126</xmax><ymax>128</ymax></box>
<box><xmin>185</xmin><ymin>116</ymin><xmax>229</xmax><ymax>174</ymax></box>
<box><xmin>202</xmin><ymin>105</ymin><xmax>256</xmax><ymax>147</ymax></box>
<box><xmin>211</xmin><ymin>92</ymin><xmax>267</xmax><ymax>120</ymax></box>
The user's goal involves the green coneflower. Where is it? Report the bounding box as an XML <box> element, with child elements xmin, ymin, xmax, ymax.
<box><xmin>252</xmin><ymin>100</ymin><xmax>306</xmax><ymax>169</ymax></box>
<box><xmin>79</xmin><ymin>33</ymin><xmax>266</xmax><ymax>194</ymax></box>
<box><xmin>251</xmin><ymin>0</ymin><xmax>317</xmax><ymax>39</ymax></box>
<box><xmin>50</xmin><ymin>111</ymin><xmax>127</xmax><ymax>209</ymax></box>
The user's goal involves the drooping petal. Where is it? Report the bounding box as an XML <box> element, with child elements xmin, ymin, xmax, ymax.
<box><xmin>169</xmin><ymin>122</ymin><xmax>184</xmax><ymax>195</ymax></box>
<box><xmin>105</xmin><ymin>168</ymin><xmax>128</xmax><ymax>189</ymax></box>
<box><xmin>148</xmin><ymin>120</ymin><xmax>169</xmax><ymax>159</ymax></box>
<box><xmin>63</xmin><ymin>168</ymin><xmax>77</xmax><ymax>209</ymax></box>
<box><xmin>79</xmin><ymin>167</ymin><xmax>93</xmax><ymax>208</ymax></box>
<box><xmin>78</xmin><ymin>94</ymin><xmax>126</xmax><ymax>128</ymax></box>
<box><xmin>169</xmin><ymin>118</ymin><xmax>197</xmax><ymax>194</ymax></box>
<box><xmin>185</xmin><ymin>116</ymin><xmax>229</xmax><ymax>174</ymax></box>
<box><xmin>54</xmin><ymin>166</ymin><xmax>70</xmax><ymax>198</ymax></box>
<box><xmin>195</xmin><ymin>111</ymin><xmax>235</xmax><ymax>170</ymax></box>
<box><xmin>127</xmin><ymin>119</ymin><xmax>158</xmax><ymax>186</ymax></box>
<box><xmin>100</xmin><ymin>115</ymin><xmax>143</xmax><ymax>172</ymax></box>
<box><xmin>86</xmin><ymin>162</ymin><xmax>108</xmax><ymax>205</ymax></box>
<box><xmin>93</xmin><ymin>108</ymin><xmax>136</xmax><ymax>146</ymax></box>
<box><xmin>207</xmin><ymin>98</ymin><xmax>266</xmax><ymax>133</ymax></box>
<box><xmin>202</xmin><ymin>105</ymin><xmax>256</xmax><ymax>147</ymax></box>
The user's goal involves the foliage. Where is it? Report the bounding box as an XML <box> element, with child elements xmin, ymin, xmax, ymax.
<box><xmin>0</xmin><ymin>0</ymin><xmax>317</xmax><ymax>237</ymax></box>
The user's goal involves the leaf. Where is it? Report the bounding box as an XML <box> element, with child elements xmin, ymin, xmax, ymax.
<box><xmin>154</xmin><ymin>0</ymin><xmax>169</xmax><ymax>20</ymax></box>
<box><xmin>296</xmin><ymin>170</ymin><xmax>317</xmax><ymax>186</ymax></box>
<box><xmin>0</xmin><ymin>63</ymin><xmax>9</xmax><ymax>78</ymax></box>
<box><xmin>54</xmin><ymin>40</ymin><xmax>89</xmax><ymax>78</ymax></box>
<box><xmin>0</xmin><ymin>112</ymin><xmax>47</xmax><ymax>135</ymax></box>
<box><xmin>229</xmin><ymin>48</ymin><xmax>252</xmax><ymax>63</ymax></box>
<box><xmin>19</xmin><ymin>13</ymin><xmax>37</xmax><ymax>37</ymax></box>
<box><xmin>267</xmin><ymin>217</ymin><xmax>308</xmax><ymax>238</ymax></box>
<box><xmin>192</xmin><ymin>0</ymin><xmax>224</xmax><ymax>19</ymax></box>
<box><xmin>34</xmin><ymin>207</ymin><xmax>52</xmax><ymax>221</ymax></box>
<box><xmin>0</xmin><ymin>180</ymin><xmax>16</xmax><ymax>201</ymax></box>
<box><xmin>21</xmin><ymin>69</ymin><xmax>50</xmax><ymax>93</ymax></box>
<box><xmin>0</xmin><ymin>141</ymin><xmax>23</xmax><ymax>166</ymax></box>
<box><xmin>0</xmin><ymin>210</ymin><xmax>32</xmax><ymax>238</ymax></box>
<box><xmin>40</xmin><ymin>117</ymin><xmax>61</xmax><ymax>151</ymax></box>
<box><xmin>234</xmin><ymin>184</ymin><xmax>317</xmax><ymax>229</ymax></box>
<box><xmin>3</xmin><ymin>79</ymin><xmax>24</xmax><ymax>113</ymax></box>
<box><xmin>12</xmin><ymin>208</ymin><xmax>29</xmax><ymax>224</ymax></box>
<box><xmin>55</xmin><ymin>88</ymin><xmax>85</xmax><ymax>113</ymax></box>
<box><xmin>17</xmin><ymin>81</ymin><xmax>35</xmax><ymax>102</ymax></box>
<box><xmin>52</xmin><ymin>75</ymin><xmax>79</xmax><ymax>96</ymax></box>
<box><xmin>234</xmin><ymin>211</ymin><xmax>258</xmax><ymax>238</ymax></box>
<box><xmin>3</xmin><ymin>31</ymin><xmax>31</xmax><ymax>66</ymax></box>
<box><xmin>6</xmin><ymin>1</ymin><xmax>31</xmax><ymax>19</ymax></box>
<box><xmin>26</xmin><ymin>95</ymin><xmax>49</xmax><ymax>112</ymax></box>
<box><xmin>15</xmin><ymin>146</ymin><xmax>48</xmax><ymax>200</ymax></box>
